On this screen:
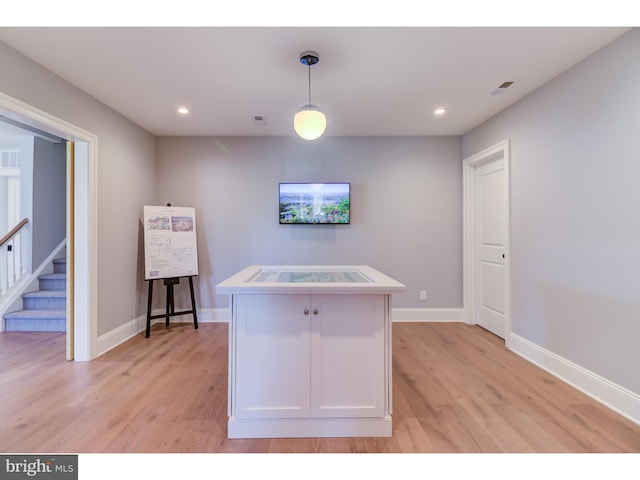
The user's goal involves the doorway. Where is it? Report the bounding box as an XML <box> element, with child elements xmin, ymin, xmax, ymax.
<box><xmin>463</xmin><ymin>139</ymin><xmax>512</xmax><ymax>345</ymax></box>
<box><xmin>0</xmin><ymin>90</ymin><xmax>97</xmax><ymax>361</ymax></box>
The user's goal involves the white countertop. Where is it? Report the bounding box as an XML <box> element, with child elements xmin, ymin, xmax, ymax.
<box><xmin>216</xmin><ymin>265</ymin><xmax>406</xmax><ymax>294</ymax></box>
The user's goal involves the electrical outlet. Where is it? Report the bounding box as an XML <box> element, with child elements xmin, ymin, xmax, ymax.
<box><xmin>420</xmin><ymin>290</ymin><xmax>427</xmax><ymax>301</ymax></box>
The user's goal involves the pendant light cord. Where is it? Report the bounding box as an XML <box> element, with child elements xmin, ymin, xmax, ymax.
<box><xmin>307</xmin><ymin>64</ymin><xmax>312</xmax><ymax>105</ymax></box>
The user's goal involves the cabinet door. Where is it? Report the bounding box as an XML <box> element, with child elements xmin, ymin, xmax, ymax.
<box><xmin>310</xmin><ymin>294</ymin><xmax>386</xmax><ymax>418</ymax></box>
<box><xmin>235</xmin><ymin>294</ymin><xmax>310</xmax><ymax>418</ymax></box>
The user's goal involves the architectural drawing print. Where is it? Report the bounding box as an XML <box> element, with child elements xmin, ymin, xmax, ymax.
<box><xmin>171</xmin><ymin>216</ymin><xmax>193</xmax><ymax>232</ymax></box>
<box><xmin>147</xmin><ymin>215</ymin><xmax>171</xmax><ymax>230</ymax></box>
<box><xmin>148</xmin><ymin>234</ymin><xmax>173</xmax><ymax>267</ymax></box>
<box><xmin>173</xmin><ymin>247</ymin><xmax>194</xmax><ymax>264</ymax></box>
<box><xmin>144</xmin><ymin>205</ymin><xmax>199</xmax><ymax>279</ymax></box>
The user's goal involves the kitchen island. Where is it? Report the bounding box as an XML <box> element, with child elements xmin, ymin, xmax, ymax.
<box><xmin>216</xmin><ymin>265</ymin><xmax>405</xmax><ymax>438</ymax></box>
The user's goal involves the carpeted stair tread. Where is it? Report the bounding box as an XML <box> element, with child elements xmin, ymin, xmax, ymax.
<box><xmin>22</xmin><ymin>290</ymin><xmax>67</xmax><ymax>298</ymax></box>
<box><xmin>4</xmin><ymin>309</ymin><xmax>66</xmax><ymax>319</ymax></box>
<box><xmin>38</xmin><ymin>273</ymin><xmax>66</xmax><ymax>280</ymax></box>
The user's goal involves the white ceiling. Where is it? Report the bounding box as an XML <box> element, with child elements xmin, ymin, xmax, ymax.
<box><xmin>0</xmin><ymin>27</ymin><xmax>631</xmax><ymax>138</ymax></box>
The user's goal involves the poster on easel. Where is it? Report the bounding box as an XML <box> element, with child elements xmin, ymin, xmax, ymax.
<box><xmin>143</xmin><ymin>205</ymin><xmax>199</xmax><ymax>280</ymax></box>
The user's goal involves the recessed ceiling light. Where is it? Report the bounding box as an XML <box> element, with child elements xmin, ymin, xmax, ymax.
<box><xmin>177</xmin><ymin>107</ymin><xmax>189</xmax><ymax>115</ymax></box>
<box><xmin>434</xmin><ymin>108</ymin><xmax>446</xmax><ymax>115</ymax></box>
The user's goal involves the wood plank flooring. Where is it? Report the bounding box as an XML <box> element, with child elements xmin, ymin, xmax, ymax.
<box><xmin>0</xmin><ymin>322</ymin><xmax>638</xmax><ymax>453</ymax></box>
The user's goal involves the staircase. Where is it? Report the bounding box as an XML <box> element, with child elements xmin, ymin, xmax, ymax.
<box><xmin>3</xmin><ymin>258</ymin><xmax>67</xmax><ymax>332</ymax></box>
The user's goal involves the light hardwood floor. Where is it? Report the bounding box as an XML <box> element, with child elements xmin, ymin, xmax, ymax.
<box><xmin>0</xmin><ymin>322</ymin><xmax>638</xmax><ymax>453</ymax></box>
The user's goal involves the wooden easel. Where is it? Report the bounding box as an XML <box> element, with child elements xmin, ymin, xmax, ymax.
<box><xmin>145</xmin><ymin>276</ymin><xmax>198</xmax><ymax>338</ymax></box>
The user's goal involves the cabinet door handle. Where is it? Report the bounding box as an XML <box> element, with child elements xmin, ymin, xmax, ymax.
<box><xmin>313</xmin><ymin>309</ymin><xmax>319</xmax><ymax>315</ymax></box>
<box><xmin>304</xmin><ymin>309</ymin><xmax>309</xmax><ymax>315</ymax></box>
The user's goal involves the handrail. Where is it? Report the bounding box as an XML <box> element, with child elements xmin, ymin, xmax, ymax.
<box><xmin>0</xmin><ymin>218</ymin><xmax>29</xmax><ymax>248</ymax></box>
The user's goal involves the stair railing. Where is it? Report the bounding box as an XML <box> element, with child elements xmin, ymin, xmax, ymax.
<box><xmin>0</xmin><ymin>217</ymin><xmax>29</xmax><ymax>297</ymax></box>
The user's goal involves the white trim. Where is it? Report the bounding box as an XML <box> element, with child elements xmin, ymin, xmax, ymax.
<box><xmin>391</xmin><ymin>308</ymin><xmax>463</xmax><ymax>322</ymax></box>
<box><xmin>97</xmin><ymin>308</ymin><xmax>465</xmax><ymax>355</ymax></box>
<box><xmin>72</xmin><ymin>140</ymin><xmax>98</xmax><ymax>361</ymax></box>
<box><xmin>228</xmin><ymin>415</ymin><xmax>392</xmax><ymax>439</ymax></box>
<box><xmin>510</xmin><ymin>333</ymin><xmax>640</xmax><ymax>426</ymax></box>
<box><xmin>0</xmin><ymin>91</ymin><xmax>98</xmax><ymax>361</ymax></box>
<box><xmin>463</xmin><ymin>139</ymin><xmax>512</xmax><ymax>346</ymax></box>
<box><xmin>96</xmin><ymin>308</ymin><xmax>228</xmax><ymax>356</ymax></box>
<box><xmin>97</xmin><ymin>313</ymin><xmax>148</xmax><ymax>356</ymax></box>
<box><xmin>97</xmin><ymin>306</ymin><xmax>640</xmax><ymax>427</ymax></box>
<box><xmin>169</xmin><ymin>307</ymin><xmax>464</xmax><ymax>324</ymax></box>
<box><xmin>159</xmin><ymin>307</ymin><xmax>229</xmax><ymax>323</ymax></box>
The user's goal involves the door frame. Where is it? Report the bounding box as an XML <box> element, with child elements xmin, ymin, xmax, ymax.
<box><xmin>462</xmin><ymin>139</ymin><xmax>512</xmax><ymax>347</ymax></box>
<box><xmin>0</xmin><ymin>90</ymin><xmax>98</xmax><ymax>361</ymax></box>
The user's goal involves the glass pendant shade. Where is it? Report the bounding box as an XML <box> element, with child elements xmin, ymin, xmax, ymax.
<box><xmin>294</xmin><ymin>104</ymin><xmax>326</xmax><ymax>140</ymax></box>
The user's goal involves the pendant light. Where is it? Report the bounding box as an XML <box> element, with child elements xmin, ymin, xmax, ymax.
<box><xmin>294</xmin><ymin>51</ymin><xmax>326</xmax><ymax>140</ymax></box>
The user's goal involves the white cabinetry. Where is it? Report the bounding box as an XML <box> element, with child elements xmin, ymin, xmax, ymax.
<box><xmin>235</xmin><ymin>294</ymin><xmax>311</xmax><ymax>419</ymax></box>
<box><xmin>310</xmin><ymin>294</ymin><xmax>385</xmax><ymax>418</ymax></box>
<box><xmin>217</xmin><ymin>265</ymin><xmax>405</xmax><ymax>439</ymax></box>
<box><xmin>230</xmin><ymin>293</ymin><xmax>391</xmax><ymax>438</ymax></box>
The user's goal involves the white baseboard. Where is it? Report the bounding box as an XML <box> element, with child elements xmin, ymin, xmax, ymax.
<box><xmin>510</xmin><ymin>333</ymin><xmax>640</xmax><ymax>426</ymax></box>
<box><xmin>196</xmin><ymin>307</ymin><xmax>465</xmax><ymax>323</ymax></box>
<box><xmin>97</xmin><ymin>307</ymin><xmax>461</xmax><ymax>356</ymax></box>
<box><xmin>96</xmin><ymin>308</ymin><xmax>229</xmax><ymax>356</ymax></box>
<box><xmin>392</xmin><ymin>307</ymin><xmax>463</xmax><ymax>322</ymax></box>
<box><xmin>97</xmin><ymin>313</ymin><xmax>147</xmax><ymax>356</ymax></box>
<box><xmin>96</xmin><ymin>307</ymin><xmax>460</xmax><ymax>356</ymax></box>
<box><xmin>96</xmin><ymin>306</ymin><xmax>639</xmax><ymax>426</ymax></box>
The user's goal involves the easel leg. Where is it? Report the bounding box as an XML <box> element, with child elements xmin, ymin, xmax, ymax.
<box><xmin>145</xmin><ymin>280</ymin><xmax>153</xmax><ymax>338</ymax></box>
<box><xmin>147</xmin><ymin>276</ymin><xmax>196</xmax><ymax>338</ymax></box>
<box><xmin>189</xmin><ymin>276</ymin><xmax>198</xmax><ymax>330</ymax></box>
<box><xmin>165</xmin><ymin>282</ymin><xmax>172</xmax><ymax>327</ymax></box>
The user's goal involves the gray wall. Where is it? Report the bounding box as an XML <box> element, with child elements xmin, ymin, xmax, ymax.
<box><xmin>0</xmin><ymin>41</ymin><xmax>157</xmax><ymax>337</ymax></box>
<box><xmin>463</xmin><ymin>28</ymin><xmax>640</xmax><ymax>394</ymax></box>
<box><xmin>155</xmin><ymin>136</ymin><xmax>463</xmax><ymax>309</ymax></box>
<box><xmin>32</xmin><ymin>137</ymin><xmax>66</xmax><ymax>268</ymax></box>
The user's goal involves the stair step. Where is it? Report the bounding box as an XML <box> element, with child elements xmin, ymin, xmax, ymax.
<box><xmin>2</xmin><ymin>257</ymin><xmax>68</xmax><ymax>332</ymax></box>
<box><xmin>53</xmin><ymin>258</ymin><xmax>67</xmax><ymax>274</ymax></box>
<box><xmin>4</xmin><ymin>309</ymin><xmax>66</xmax><ymax>332</ymax></box>
<box><xmin>22</xmin><ymin>290</ymin><xmax>66</xmax><ymax>310</ymax></box>
<box><xmin>38</xmin><ymin>273</ymin><xmax>66</xmax><ymax>291</ymax></box>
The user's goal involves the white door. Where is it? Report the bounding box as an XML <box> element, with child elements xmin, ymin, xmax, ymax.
<box><xmin>475</xmin><ymin>158</ymin><xmax>507</xmax><ymax>338</ymax></box>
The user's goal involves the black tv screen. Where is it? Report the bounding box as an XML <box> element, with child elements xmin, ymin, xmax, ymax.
<box><xmin>279</xmin><ymin>182</ymin><xmax>350</xmax><ymax>224</ymax></box>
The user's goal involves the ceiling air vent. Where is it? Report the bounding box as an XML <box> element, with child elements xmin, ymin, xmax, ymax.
<box><xmin>491</xmin><ymin>81</ymin><xmax>515</xmax><ymax>96</ymax></box>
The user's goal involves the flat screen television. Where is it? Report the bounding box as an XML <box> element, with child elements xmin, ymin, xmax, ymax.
<box><xmin>279</xmin><ymin>182</ymin><xmax>350</xmax><ymax>224</ymax></box>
